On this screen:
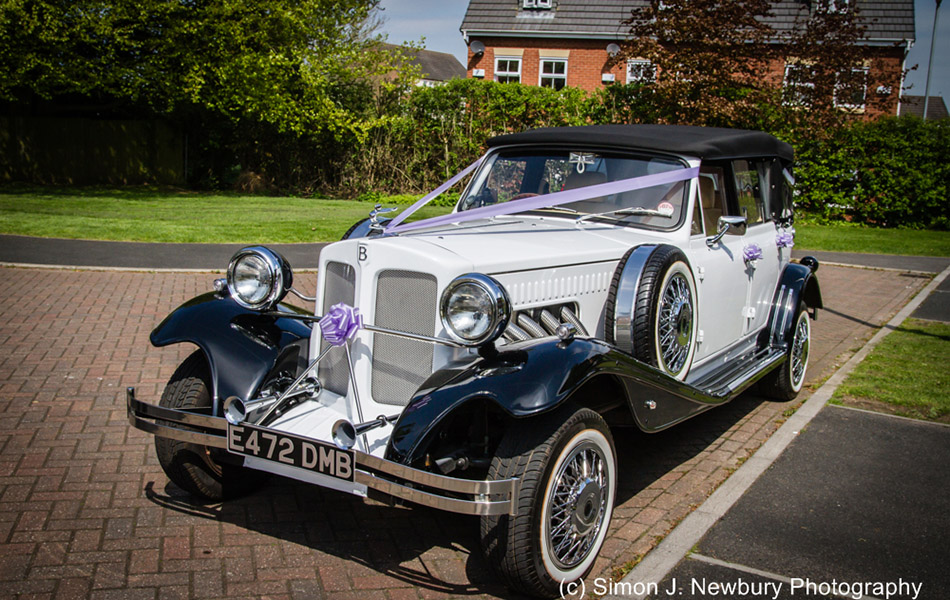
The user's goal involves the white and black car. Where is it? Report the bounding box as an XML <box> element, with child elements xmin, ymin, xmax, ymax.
<box><xmin>128</xmin><ymin>125</ymin><xmax>821</xmax><ymax>597</ymax></box>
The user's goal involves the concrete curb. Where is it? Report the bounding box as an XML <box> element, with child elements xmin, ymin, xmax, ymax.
<box><xmin>608</xmin><ymin>263</ymin><xmax>950</xmax><ymax>600</ymax></box>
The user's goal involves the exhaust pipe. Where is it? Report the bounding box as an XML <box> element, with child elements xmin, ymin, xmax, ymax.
<box><xmin>332</xmin><ymin>414</ymin><xmax>400</xmax><ymax>450</ymax></box>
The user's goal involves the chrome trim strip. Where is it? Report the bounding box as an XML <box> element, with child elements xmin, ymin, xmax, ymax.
<box><xmin>356</xmin><ymin>453</ymin><xmax>518</xmax><ymax>497</ymax></box>
<box><xmin>355</xmin><ymin>471</ymin><xmax>516</xmax><ymax>516</ymax></box>
<box><xmin>128</xmin><ymin>388</ymin><xmax>227</xmax><ymax>432</ymax></box>
<box><xmin>263</xmin><ymin>312</ymin><xmax>466</xmax><ymax>349</ymax></box>
<box><xmin>129</xmin><ymin>415</ymin><xmax>230</xmax><ymax>449</ymax></box>
<box><xmin>612</xmin><ymin>244</ymin><xmax>657</xmax><ymax>354</ymax></box>
<box><xmin>724</xmin><ymin>349</ymin><xmax>786</xmax><ymax>393</ymax></box>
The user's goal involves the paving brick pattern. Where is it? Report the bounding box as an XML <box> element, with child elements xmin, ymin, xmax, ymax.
<box><xmin>0</xmin><ymin>265</ymin><xmax>927</xmax><ymax>599</ymax></box>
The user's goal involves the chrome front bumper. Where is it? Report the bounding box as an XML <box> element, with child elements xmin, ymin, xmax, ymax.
<box><xmin>126</xmin><ymin>388</ymin><xmax>519</xmax><ymax>516</ymax></box>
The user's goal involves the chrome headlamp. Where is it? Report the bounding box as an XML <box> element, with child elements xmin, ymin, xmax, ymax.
<box><xmin>226</xmin><ymin>246</ymin><xmax>293</xmax><ymax>311</ymax></box>
<box><xmin>440</xmin><ymin>273</ymin><xmax>510</xmax><ymax>346</ymax></box>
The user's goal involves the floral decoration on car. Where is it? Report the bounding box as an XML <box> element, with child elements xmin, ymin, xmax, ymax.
<box><xmin>743</xmin><ymin>243</ymin><xmax>764</xmax><ymax>264</ymax></box>
<box><xmin>776</xmin><ymin>229</ymin><xmax>795</xmax><ymax>249</ymax></box>
<box><xmin>320</xmin><ymin>303</ymin><xmax>363</xmax><ymax>346</ymax></box>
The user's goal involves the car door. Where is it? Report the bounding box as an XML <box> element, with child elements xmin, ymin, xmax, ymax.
<box><xmin>688</xmin><ymin>165</ymin><xmax>747</xmax><ymax>362</ymax></box>
<box><xmin>732</xmin><ymin>158</ymin><xmax>782</xmax><ymax>336</ymax></box>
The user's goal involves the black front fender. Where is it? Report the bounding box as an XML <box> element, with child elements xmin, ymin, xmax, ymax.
<box><xmin>384</xmin><ymin>337</ymin><xmax>612</xmax><ymax>464</ymax></box>
<box><xmin>150</xmin><ymin>292</ymin><xmax>313</xmax><ymax>408</ymax></box>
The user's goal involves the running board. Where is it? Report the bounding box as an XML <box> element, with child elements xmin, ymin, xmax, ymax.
<box><xmin>691</xmin><ymin>347</ymin><xmax>787</xmax><ymax>399</ymax></box>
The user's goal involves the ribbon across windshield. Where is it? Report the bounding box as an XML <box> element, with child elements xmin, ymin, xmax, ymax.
<box><xmin>385</xmin><ymin>158</ymin><xmax>700</xmax><ymax>235</ymax></box>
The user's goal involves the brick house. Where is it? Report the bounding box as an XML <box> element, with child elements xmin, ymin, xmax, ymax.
<box><xmin>460</xmin><ymin>0</ymin><xmax>915</xmax><ymax>117</ymax></box>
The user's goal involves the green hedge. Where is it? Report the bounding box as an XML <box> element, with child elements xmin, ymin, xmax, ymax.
<box><xmin>187</xmin><ymin>79</ymin><xmax>949</xmax><ymax>230</ymax></box>
<box><xmin>793</xmin><ymin>117</ymin><xmax>950</xmax><ymax>229</ymax></box>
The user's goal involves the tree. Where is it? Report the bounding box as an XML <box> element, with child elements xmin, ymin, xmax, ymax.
<box><xmin>0</xmin><ymin>0</ymin><xmax>400</xmax><ymax>134</ymax></box>
<box><xmin>615</xmin><ymin>0</ymin><xmax>885</xmax><ymax>136</ymax></box>
<box><xmin>617</xmin><ymin>0</ymin><xmax>777</xmax><ymax>127</ymax></box>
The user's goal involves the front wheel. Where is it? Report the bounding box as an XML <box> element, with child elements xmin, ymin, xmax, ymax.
<box><xmin>762</xmin><ymin>303</ymin><xmax>811</xmax><ymax>400</ymax></box>
<box><xmin>480</xmin><ymin>405</ymin><xmax>616</xmax><ymax>597</ymax></box>
<box><xmin>155</xmin><ymin>351</ymin><xmax>269</xmax><ymax>501</ymax></box>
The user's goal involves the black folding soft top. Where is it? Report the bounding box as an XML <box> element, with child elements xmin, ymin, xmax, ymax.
<box><xmin>488</xmin><ymin>124</ymin><xmax>794</xmax><ymax>162</ymax></box>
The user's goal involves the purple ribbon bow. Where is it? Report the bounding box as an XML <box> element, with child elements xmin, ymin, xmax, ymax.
<box><xmin>776</xmin><ymin>230</ymin><xmax>795</xmax><ymax>249</ymax></box>
<box><xmin>319</xmin><ymin>303</ymin><xmax>363</xmax><ymax>346</ymax></box>
<box><xmin>743</xmin><ymin>243</ymin><xmax>763</xmax><ymax>263</ymax></box>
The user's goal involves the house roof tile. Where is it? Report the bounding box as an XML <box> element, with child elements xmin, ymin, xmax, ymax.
<box><xmin>461</xmin><ymin>0</ymin><xmax>914</xmax><ymax>43</ymax></box>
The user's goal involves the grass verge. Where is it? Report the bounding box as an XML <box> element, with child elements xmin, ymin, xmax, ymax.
<box><xmin>0</xmin><ymin>186</ymin><xmax>451</xmax><ymax>243</ymax></box>
<box><xmin>830</xmin><ymin>318</ymin><xmax>950</xmax><ymax>423</ymax></box>
<box><xmin>794</xmin><ymin>220</ymin><xmax>950</xmax><ymax>257</ymax></box>
<box><xmin>2</xmin><ymin>185</ymin><xmax>949</xmax><ymax>251</ymax></box>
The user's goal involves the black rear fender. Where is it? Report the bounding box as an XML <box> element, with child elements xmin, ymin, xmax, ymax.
<box><xmin>150</xmin><ymin>292</ymin><xmax>313</xmax><ymax>411</ymax></box>
<box><xmin>766</xmin><ymin>260</ymin><xmax>823</xmax><ymax>347</ymax></box>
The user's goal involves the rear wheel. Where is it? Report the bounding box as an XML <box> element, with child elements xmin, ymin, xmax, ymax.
<box><xmin>155</xmin><ymin>351</ymin><xmax>268</xmax><ymax>501</ymax></box>
<box><xmin>480</xmin><ymin>405</ymin><xmax>616</xmax><ymax>597</ymax></box>
<box><xmin>762</xmin><ymin>303</ymin><xmax>810</xmax><ymax>400</ymax></box>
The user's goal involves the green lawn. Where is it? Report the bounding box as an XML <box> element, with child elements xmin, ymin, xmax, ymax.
<box><xmin>0</xmin><ymin>186</ymin><xmax>451</xmax><ymax>243</ymax></box>
<box><xmin>794</xmin><ymin>221</ymin><xmax>950</xmax><ymax>257</ymax></box>
<box><xmin>1</xmin><ymin>185</ymin><xmax>949</xmax><ymax>253</ymax></box>
<box><xmin>830</xmin><ymin>318</ymin><xmax>950</xmax><ymax>423</ymax></box>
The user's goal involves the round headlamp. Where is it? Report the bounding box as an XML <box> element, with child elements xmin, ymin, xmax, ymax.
<box><xmin>226</xmin><ymin>246</ymin><xmax>293</xmax><ymax>311</ymax></box>
<box><xmin>440</xmin><ymin>273</ymin><xmax>510</xmax><ymax>346</ymax></box>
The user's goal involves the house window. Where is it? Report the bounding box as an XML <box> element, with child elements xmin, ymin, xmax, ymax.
<box><xmin>495</xmin><ymin>57</ymin><xmax>522</xmax><ymax>84</ymax></box>
<box><xmin>626</xmin><ymin>60</ymin><xmax>656</xmax><ymax>84</ymax></box>
<box><xmin>782</xmin><ymin>63</ymin><xmax>815</xmax><ymax>106</ymax></box>
<box><xmin>522</xmin><ymin>0</ymin><xmax>552</xmax><ymax>8</ymax></box>
<box><xmin>834</xmin><ymin>67</ymin><xmax>868</xmax><ymax>110</ymax></box>
<box><xmin>540</xmin><ymin>59</ymin><xmax>567</xmax><ymax>89</ymax></box>
<box><xmin>826</xmin><ymin>0</ymin><xmax>849</xmax><ymax>13</ymax></box>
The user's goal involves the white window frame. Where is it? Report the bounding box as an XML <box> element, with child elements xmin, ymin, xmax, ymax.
<box><xmin>827</xmin><ymin>0</ymin><xmax>849</xmax><ymax>13</ymax></box>
<box><xmin>522</xmin><ymin>0</ymin><xmax>552</xmax><ymax>8</ymax></box>
<box><xmin>834</xmin><ymin>66</ymin><xmax>868</xmax><ymax>111</ymax></box>
<box><xmin>626</xmin><ymin>59</ymin><xmax>656</xmax><ymax>84</ymax></box>
<box><xmin>495</xmin><ymin>56</ymin><xmax>522</xmax><ymax>84</ymax></box>
<box><xmin>539</xmin><ymin>58</ymin><xmax>568</xmax><ymax>89</ymax></box>
<box><xmin>782</xmin><ymin>63</ymin><xmax>815</xmax><ymax>106</ymax></box>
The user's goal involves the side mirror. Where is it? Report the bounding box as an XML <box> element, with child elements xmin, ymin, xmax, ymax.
<box><xmin>706</xmin><ymin>215</ymin><xmax>747</xmax><ymax>247</ymax></box>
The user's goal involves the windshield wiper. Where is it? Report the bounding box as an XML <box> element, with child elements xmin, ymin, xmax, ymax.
<box><xmin>576</xmin><ymin>207</ymin><xmax>673</xmax><ymax>223</ymax></box>
<box><xmin>535</xmin><ymin>205</ymin><xmax>579</xmax><ymax>214</ymax></box>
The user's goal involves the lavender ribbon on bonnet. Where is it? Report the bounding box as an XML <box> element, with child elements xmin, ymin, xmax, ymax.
<box><xmin>319</xmin><ymin>303</ymin><xmax>363</xmax><ymax>346</ymax></box>
<box><xmin>743</xmin><ymin>243</ymin><xmax>763</xmax><ymax>263</ymax></box>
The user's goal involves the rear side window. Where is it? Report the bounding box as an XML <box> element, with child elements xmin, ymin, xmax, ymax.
<box><xmin>732</xmin><ymin>159</ymin><xmax>767</xmax><ymax>225</ymax></box>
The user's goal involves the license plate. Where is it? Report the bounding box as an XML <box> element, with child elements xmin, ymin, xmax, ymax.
<box><xmin>227</xmin><ymin>423</ymin><xmax>354</xmax><ymax>482</ymax></box>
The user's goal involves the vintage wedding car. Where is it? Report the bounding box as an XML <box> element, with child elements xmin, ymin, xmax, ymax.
<box><xmin>128</xmin><ymin>125</ymin><xmax>821</xmax><ymax>596</ymax></box>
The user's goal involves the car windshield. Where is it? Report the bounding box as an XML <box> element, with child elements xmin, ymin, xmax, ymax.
<box><xmin>458</xmin><ymin>149</ymin><xmax>689</xmax><ymax>229</ymax></box>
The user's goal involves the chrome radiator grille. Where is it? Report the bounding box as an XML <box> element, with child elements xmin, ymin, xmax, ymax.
<box><xmin>319</xmin><ymin>261</ymin><xmax>355</xmax><ymax>396</ymax></box>
<box><xmin>372</xmin><ymin>270</ymin><xmax>437</xmax><ymax>406</ymax></box>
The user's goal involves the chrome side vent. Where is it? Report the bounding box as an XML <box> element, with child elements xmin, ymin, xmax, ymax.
<box><xmin>503</xmin><ymin>303</ymin><xmax>588</xmax><ymax>342</ymax></box>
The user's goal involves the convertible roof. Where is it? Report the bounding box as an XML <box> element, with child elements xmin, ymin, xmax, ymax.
<box><xmin>488</xmin><ymin>125</ymin><xmax>794</xmax><ymax>162</ymax></box>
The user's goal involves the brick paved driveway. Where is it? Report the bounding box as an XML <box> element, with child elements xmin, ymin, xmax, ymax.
<box><xmin>0</xmin><ymin>265</ymin><xmax>928</xmax><ymax>599</ymax></box>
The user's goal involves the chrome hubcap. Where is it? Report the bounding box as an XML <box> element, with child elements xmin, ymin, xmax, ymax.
<box><xmin>658</xmin><ymin>273</ymin><xmax>693</xmax><ymax>374</ymax></box>
<box><xmin>791</xmin><ymin>315</ymin><xmax>810</xmax><ymax>387</ymax></box>
<box><xmin>546</xmin><ymin>442</ymin><xmax>608</xmax><ymax>570</ymax></box>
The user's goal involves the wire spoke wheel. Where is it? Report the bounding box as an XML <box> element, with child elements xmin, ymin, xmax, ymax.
<box><xmin>790</xmin><ymin>311</ymin><xmax>810</xmax><ymax>388</ymax></box>
<box><xmin>545</xmin><ymin>442</ymin><xmax>609</xmax><ymax>570</ymax></box>
<box><xmin>657</xmin><ymin>272</ymin><xmax>693</xmax><ymax>375</ymax></box>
